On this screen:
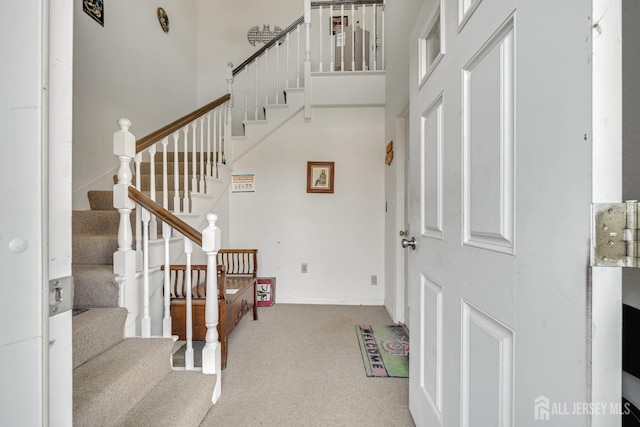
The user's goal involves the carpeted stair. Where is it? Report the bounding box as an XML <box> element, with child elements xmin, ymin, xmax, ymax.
<box><xmin>72</xmin><ymin>308</ymin><xmax>215</xmax><ymax>427</ymax></box>
<box><xmin>71</xmin><ymin>158</ymin><xmax>216</xmax><ymax>426</ymax></box>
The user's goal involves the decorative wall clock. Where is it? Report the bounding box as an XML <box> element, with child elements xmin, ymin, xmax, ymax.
<box><xmin>157</xmin><ymin>7</ymin><xmax>169</xmax><ymax>33</ymax></box>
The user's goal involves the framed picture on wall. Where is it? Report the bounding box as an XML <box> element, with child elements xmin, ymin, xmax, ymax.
<box><xmin>83</xmin><ymin>0</ymin><xmax>104</xmax><ymax>27</ymax></box>
<box><xmin>307</xmin><ymin>161</ymin><xmax>335</xmax><ymax>194</ymax></box>
<box><xmin>331</xmin><ymin>15</ymin><xmax>348</xmax><ymax>35</ymax></box>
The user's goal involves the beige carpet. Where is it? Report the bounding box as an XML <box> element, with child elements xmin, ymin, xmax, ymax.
<box><xmin>199</xmin><ymin>304</ymin><xmax>415</xmax><ymax>427</ymax></box>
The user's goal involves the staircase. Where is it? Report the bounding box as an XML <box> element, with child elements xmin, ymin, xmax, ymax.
<box><xmin>71</xmin><ymin>160</ymin><xmax>219</xmax><ymax>426</ymax></box>
<box><xmin>68</xmin><ymin>2</ymin><xmax>386</xmax><ymax>422</ymax></box>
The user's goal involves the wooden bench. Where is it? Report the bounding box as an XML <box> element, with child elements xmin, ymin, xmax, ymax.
<box><xmin>166</xmin><ymin>249</ymin><xmax>258</xmax><ymax>369</ymax></box>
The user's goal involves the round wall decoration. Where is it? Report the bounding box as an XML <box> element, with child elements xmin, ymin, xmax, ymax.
<box><xmin>157</xmin><ymin>7</ymin><xmax>169</xmax><ymax>33</ymax></box>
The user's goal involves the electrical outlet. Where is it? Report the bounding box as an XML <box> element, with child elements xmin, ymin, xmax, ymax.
<box><xmin>371</xmin><ymin>275</ymin><xmax>377</xmax><ymax>286</ymax></box>
<box><xmin>301</xmin><ymin>263</ymin><xmax>308</xmax><ymax>273</ymax></box>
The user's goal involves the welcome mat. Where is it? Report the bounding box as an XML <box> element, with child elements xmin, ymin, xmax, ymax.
<box><xmin>356</xmin><ymin>324</ymin><xmax>409</xmax><ymax>378</ymax></box>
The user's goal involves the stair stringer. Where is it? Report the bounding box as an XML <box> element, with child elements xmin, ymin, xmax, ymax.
<box><xmin>231</xmin><ymin>88</ymin><xmax>304</xmax><ymax>163</ymax></box>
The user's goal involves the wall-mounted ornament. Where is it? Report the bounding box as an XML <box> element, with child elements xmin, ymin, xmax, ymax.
<box><xmin>385</xmin><ymin>141</ymin><xmax>394</xmax><ymax>166</ymax></box>
<box><xmin>83</xmin><ymin>0</ymin><xmax>104</xmax><ymax>27</ymax></box>
<box><xmin>247</xmin><ymin>24</ymin><xmax>283</xmax><ymax>46</ymax></box>
<box><xmin>157</xmin><ymin>7</ymin><xmax>169</xmax><ymax>33</ymax></box>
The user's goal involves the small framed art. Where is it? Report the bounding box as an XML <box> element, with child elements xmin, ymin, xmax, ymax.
<box><xmin>307</xmin><ymin>161</ymin><xmax>335</xmax><ymax>194</ymax></box>
<box><xmin>83</xmin><ymin>0</ymin><xmax>104</xmax><ymax>27</ymax></box>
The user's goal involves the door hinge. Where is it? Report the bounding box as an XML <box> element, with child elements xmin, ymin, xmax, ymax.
<box><xmin>592</xmin><ymin>201</ymin><xmax>640</xmax><ymax>267</ymax></box>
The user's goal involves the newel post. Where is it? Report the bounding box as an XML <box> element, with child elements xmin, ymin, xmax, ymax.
<box><xmin>113</xmin><ymin>118</ymin><xmax>137</xmax><ymax>337</ymax></box>
<box><xmin>201</xmin><ymin>213</ymin><xmax>221</xmax><ymax>401</ymax></box>
<box><xmin>304</xmin><ymin>0</ymin><xmax>312</xmax><ymax>119</ymax></box>
<box><xmin>226</xmin><ymin>61</ymin><xmax>234</xmax><ymax>109</ymax></box>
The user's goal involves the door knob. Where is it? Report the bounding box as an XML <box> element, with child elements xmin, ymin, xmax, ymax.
<box><xmin>401</xmin><ymin>237</ymin><xmax>416</xmax><ymax>250</ymax></box>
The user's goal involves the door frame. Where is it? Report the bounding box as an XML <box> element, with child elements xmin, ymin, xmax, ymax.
<box><xmin>393</xmin><ymin>110</ymin><xmax>410</xmax><ymax>326</ymax></box>
<box><xmin>591</xmin><ymin>0</ymin><xmax>623</xmax><ymax>422</ymax></box>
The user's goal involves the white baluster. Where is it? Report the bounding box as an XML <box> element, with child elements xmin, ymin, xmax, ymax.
<box><xmin>351</xmin><ymin>5</ymin><xmax>356</xmax><ymax>72</ymax></box>
<box><xmin>206</xmin><ymin>113</ymin><xmax>212</xmax><ymax>178</ymax></box>
<box><xmin>264</xmin><ymin>50</ymin><xmax>269</xmax><ymax>106</ymax></box>
<box><xmin>219</xmin><ymin>106</ymin><xmax>224</xmax><ymax>164</ymax></box>
<box><xmin>381</xmin><ymin>4</ymin><xmax>385</xmax><ymax>70</ymax></box>
<box><xmin>304</xmin><ymin>0</ymin><xmax>312</xmax><ymax>118</ymax></box>
<box><xmin>254</xmin><ymin>58</ymin><xmax>259</xmax><ymax>119</ymax></box>
<box><xmin>148</xmin><ymin>144</ymin><xmax>158</xmax><ymax>240</ymax></box>
<box><xmin>297</xmin><ymin>24</ymin><xmax>301</xmax><ymax>88</ymax></box>
<box><xmin>340</xmin><ymin>5</ymin><xmax>345</xmax><ymax>72</ymax></box>
<box><xmin>202</xmin><ymin>213</ymin><xmax>221</xmax><ymax>382</ymax></box>
<box><xmin>162</xmin><ymin>221</ymin><xmax>172</xmax><ymax>337</ymax></box>
<box><xmin>199</xmin><ymin>117</ymin><xmax>205</xmax><ymax>193</ymax></box>
<box><xmin>141</xmin><ymin>206</ymin><xmax>151</xmax><ymax>338</ymax></box>
<box><xmin>228</xmin><ymin>104</ymin><xmax>233</xmax><ymax>165</ymax></box>
<box><xmin>184</xmin><ymin>238</ymin><xmax>194</xmax><ymax>370</ymax></box>
<box><xmin>134</xmin><ymin>153</ymin><xmax>142</xmax><ymax>267</ymax></box>
<box><xmin>161</xmin><ymin>137</ymin><xmax>169</xmax><ymax>210</ymax></box>
<box><xmin>113</xmin><ymin>118</ymin><xmax>136</xmax><ymax>337</ymax></box>
<box><xmin>212</xmin><ymin>109</ymin><xmax>218</xmax><ymax>175</ymax></box>
<box><xmin>330</xmin><ymin>5</ymin><xmax>335</xmax><ymax>71</ymax></box>
<box><xmin>276</xmin><ymin>38</ymin><xmax>280</xmax><ymax>104</ymax></box>
<box><xmin>244</xmin><ymin>66</ymin><xmax>248</xmax><ymax>122</ymax></box>
<box><xmin>319</xmin><ymin>5</ymin><xmax>323</xmax><ymax>72</ymax></box>
<box><xmin>191</xmin><ymin>122</ymin><xmax>197</xmax><ymax>193</ymax></box>
<box><xmin>374</xmin><ymin>5</ymin><xmax>378</xmax><ymax>71</ymax></box>
<box><xmin>286</xmin><ymin>32</ymin><xmax>290</xmax><ymax>88</ymax></box>
<box><xmin>226</xmin><ymin>62</ymin><xmax>234</xmax><ymax>162</ymax></box>
<box><xmin>182</xmin><ymin>127</ymin><xmax>190</xmax><ymax>212</ymax></box>
<box><xmin>362</xmin><ymin>5</ymin><xmax>367</xmax><ymax>70</ymax></box>
<box><xmin>172</xmin><ymin>132</ymin><xmax>180</xmax><ymax>213</ymax></box>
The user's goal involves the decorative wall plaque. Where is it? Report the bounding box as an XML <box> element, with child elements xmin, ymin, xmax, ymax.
<box><xmin>247</xmin><ymin>24</ymin><xmax>282</xmax><ymax>46</ymax></box>
<box><xmin>157</xmin><ymin>7</ymin><xmax>169</xmax><ymax>33</ymax></box>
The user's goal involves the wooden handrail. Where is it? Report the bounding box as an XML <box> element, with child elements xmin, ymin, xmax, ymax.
<box><xmin>233</xmin><ymin>16</ymin><xmax>305</xmax><ymax>76</ymax></box>
<box><xmin>232</xmin><ymin>0</ymin><xmax>383</xmax><ymax>77</ymax></box>
<box><xmin>135</xmin><ymin>93</ymin><xmax>231</xmax><ymax>153</ymax></box>
<box><xmin>128</xmin><ymin>186</ymin><xmax>202</xmax><ymax>246</ymax></box>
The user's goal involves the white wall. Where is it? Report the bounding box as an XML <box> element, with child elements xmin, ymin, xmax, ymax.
<box><xmin>196</xmin><ymin>0</ymin><xmax>303</xmax><ymax>105</ymax></box>
<box><xmin>622</xmin><ymin>0</ymin><xmax>640</xmax><ymax>410</ymax></box>
<box><xmin>382</xmin><ymin>0</ymin><xmax>422</xmax><ymax>322</ymax></box>
<box><xmin>229</xmin><ymin>107</ymin><xmax>385</xmax><ymax>305</ymax></box>
<box><xmin>73</xmin><ymin>0</ymin><xmax>199</xmax><ymax>208</ymax></box>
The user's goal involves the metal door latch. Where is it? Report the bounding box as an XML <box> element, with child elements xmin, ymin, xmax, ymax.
<box><xmin>592</xmin><ymin>201</ymin><xmax>640</xmax><ymax>267</ymax></box>
<box><xmin>49</xmin><ymin>276</ymin><xmax>74</xmax><ymax>316</ymax></box>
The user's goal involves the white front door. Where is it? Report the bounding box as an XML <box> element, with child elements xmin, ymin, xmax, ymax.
<box><xmin>406</xmin><ymin>0</ymin><xmax>620</xmax><ymax>426</ymax></box>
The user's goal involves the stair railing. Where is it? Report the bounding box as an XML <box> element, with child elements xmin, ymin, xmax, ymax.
<box><xmin>114</xmin><ymin>95</ymin><xmax>230</xmax><ymax>269</ymax></box>
<box><xmin>227</xmin><ymin>0</ymin><xmax>384</xmax><ymax>133</ymax></box>
<box><xmin>127</xmin><ymin>187</ymin><xmax>222</xmax><ymax>401</ymax></box>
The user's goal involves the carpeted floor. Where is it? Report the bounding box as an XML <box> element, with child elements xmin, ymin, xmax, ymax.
<box><xmin>199</xmin><ymin>304</ymin><xmax>415</xmax><ymax>427</ymax></box>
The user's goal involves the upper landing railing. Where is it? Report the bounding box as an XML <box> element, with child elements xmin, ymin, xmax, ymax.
<box><xmin>226</xmin><ymin>0</ymin><xmax>384</xmax><ymax>129</ymax></box>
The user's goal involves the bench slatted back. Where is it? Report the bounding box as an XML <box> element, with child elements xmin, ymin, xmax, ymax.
<box><xmin>164</xmin><ymin>264</ymin><xmax>226</xmax><ymax>299</ymax></box>
<box><xmin>217</xmin><ymin>249</ymin><xmax>258</xmax><ymax>277</ymax></box>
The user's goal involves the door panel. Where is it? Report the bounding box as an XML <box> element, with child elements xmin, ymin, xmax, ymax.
<box><xmin>461</xmin><ymin>301</ymin><xmax>513</xmax><ymax>427</ymax></box>
<box><xmin>421</xmin><ymin>95</ymin><xmax>444</xmax><ymax>239</ymax></box>
<box><xmin>462</xmin><ymin>18</ymin><xmax>514</xmax><ymax>254</ymax></box>
<box><xmin>419</xmin><ymin>274</ymin><xmax>443</xmax><ymax>424</ymax></box>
